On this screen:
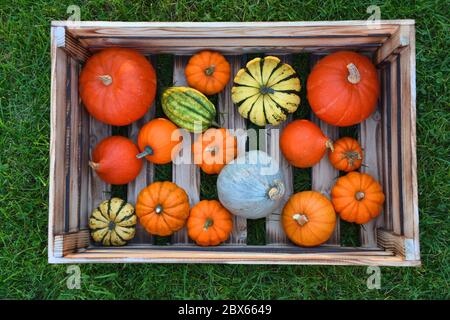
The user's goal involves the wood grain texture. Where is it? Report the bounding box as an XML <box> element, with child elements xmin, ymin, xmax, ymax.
<box><xmin>309</xmin><ymin>55</ymin><xmax>340</xmax><ymax>245</ymax></box>
<box><xmin>49</xmin><ymin>27</ymin><xmax>68</xmax><ymax>260</ymax></box>
<box><xmin>217</xmin><ymin>55</ymin><xmax>247</xmax><ymax>245</ymax></box>
<box><xmin>377</xmin><ymin>229</ymin><xmax>415</xmax><ymax>260</ymax></box>
<box><xmin>54</xmin><ymin>230</ymin><xmax>90</xmax><ymax>258</ymax></box>
<box><xmin>398</xmin><ymin>26</ymin><xmax>419</xmax><ymax>260</ymax></box>
<box><xmin>261</xmin><ymin>54</ymin><xmax>294</xmax><ymax>245</ymax></box>
<box><xmin>375</xmin><ymin>25</ymin><xmax>410</xmax><ymax>64</ymax></box>
<box><xmin>127</xmin><ymin>56</ymin><xmax>157</xmax><ymax>244</ymax></box>
<box><xmin>171</xmin><ymin>55</ymin><xmax>199</xmax><ymax>245</ymax></box>
<box><xmin>54</xmin><ymin>27</ymin><xmax>91</xmax><ymax>62</ymax></box>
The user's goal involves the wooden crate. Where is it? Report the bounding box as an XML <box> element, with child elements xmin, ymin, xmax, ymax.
<box><xmin>49</xmin><ymin>21</ymin><xmax>419</xmax><ymax>266</ymax></box>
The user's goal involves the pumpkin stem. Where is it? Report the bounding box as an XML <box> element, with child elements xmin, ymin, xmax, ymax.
<box><xmin>355</xmin><ymin>191</ymin><xmax>365</xmax><ymax>201</ymax></box>
<box><xmin>155</xmin><ymin>204</ymin><xmax>163</xmax><ymax>214</ymax></box>
<box><xmin>136</xmin><ymin>146</ymin><xmax>154</xmax><ymax>159</ymax></box>
<box><xmin>108</xmin><ymin>221</ymin><xmax>116</xmax><ymax>231</ymax></box>
<box><xmin>344</xmin><ymin>150</ymin><xmax>362</xmax><ymax>167</ymax></box>
<box><xmin>325</xmin><ymin>139</ymin><xmax>334</xmax><ymax>152</ymax></box>
<box><xmin>88</xmin><ymin>161</ymin><xmax>100</xmax><ymax>170</ymax></box>
<box><xmin>267</xmin><ymin>180</ymin><xmax>285</xmax><ymax>201</ymax></box>
<box><xmin>98</xmin><ymin>74</ymin><xmax>113</xmax><ymax>86</ymax></box>
<box><xmin>293</xmin><ymin>214</ymin><xmax>309</xmax><ymax>226</ymax></box>
<box><xmin>204</xmin><ymin>65</ymin><xmax>215</xmax><ymax>76</ymax></box>
<box><xmin>205</xmin><ymin>145</ymin><xmax>218</xmax><ymax>156</ymax></box>
<box><xmin>203</xmin><ymin>218</ymin><xmax>214</xmax><ymax>230</ymax></box>
<box><xmin>347</xmin><ymin>63</ymin><xmax>361</xmax><ymax>84</ymax></box>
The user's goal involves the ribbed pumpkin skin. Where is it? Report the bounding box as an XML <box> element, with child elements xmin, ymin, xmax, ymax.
<box><xmin>307</xmin><ymin>51</ymin><xmax>379</xmax><ymax>127</ymax></box>
<box><xmin>331</xmin><ymin>172</ymin><xmax>385</xmax><ymax>224</ymax></box>
<box><xmin>192</xmin><ymin>128</ymin><xmax>237</xmax><ymax>174</ymax></box>
<box><xmin>91</xmin><ymin>136</ymin><xmax>143</xmax><ymax>185</ymax></box>
<box><xmin>328</xmin><ymin>137</ymin><xmax>363</xmax><ymax>172</ymax></box>
<box><xmin>282</xmin><ymin>191</ymin><xmax>336</xmax><ymax>247</ymax></box>
<box><xmin>135</xmin><ymin>181</ymin><xmax>190</xmax><ymax>236</ymax></box>
<box><xmin>231</xmin><ymin>56</ymin><xmax>301</xmax><ymax>126</ymax></box>
<box><xmin>79</xmin><ymin>48</ymin><xmax>156</xmax><ymax>126</ymax></box>
<box><xmin>89</xmin><ymin>198</ymin><xmax>137</xmax><ymax>246</ymax></box>
<box><xmin>185</xmin><ymin>51</ymin><xmax>231</xmax><ymax>95</ymax></box>
<box><xmin>187</xmin><ymin>200</ymin><xmax>233</xmax><ymax>246</ymax></box>
<box><xmin>280</xmin><ymin>120</ymin><xmax>331</xmax><ymax>168</ymax></box>
<box><xmin>162</xmin><ymin>86</ymin><xmax>217</xmax><ymax>133</ymax></box>
<box><xmin>217</xmin><ymin>150</ymin><xmax>285</xmax><ymax>219</ymax></box>
<box><xmin>137</xmin><ymin>118</ymin><xmax>182</xmax><ymax>164</ymax></box>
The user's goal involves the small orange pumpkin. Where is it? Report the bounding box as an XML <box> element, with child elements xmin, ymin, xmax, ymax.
<box><xmin>185</xmin><ymin>50</ymin><xmax>231</xmax><ymax>95</ymax></box>
<box><xmin>135</xmin><ymin>181</ymin><xmax>190</xmax><ymax>236</ymax></box>
<box><xmin>280</xmin><ymin>119</ymin><xmax>333</xmax><ymax>168</ymax></box>
<box><xmin>328</xmin><ymin>137</ymin><xmax>363</xmax><ymax>172</ymax></box>
<box><xmin>187</xmin><ymin>200</ymin><xmax>233</xmax><ymax>246</ymax></box>
<box><xmin>307</xmin><ymin>51</ymin><xmax>379</xmax><ymax>127</ymax></box>
<box><xmin>192</xmin><ymin>128</ymin><xmax>237</xmax><ymax>174</ymax></box>
<box><xmin>331</xmin><ymin>172</ymin><xmax>385</xmax><ymax>224</ymax></box>
<box><xmin>282</xmin><ymin>191</ymin><xmax>336</xmax><ymax>247</ymax></box>
<box><xmin>79</xmin><ymin>48</ymin><xmax>157</xmax><ymax>126</ymax></box>
<box><xmin>137</xmin><ymin>118</ymin><xmax>182</xmax><ymax>164</ymax></box>
<box><xmin>90</xmin><ymin>136</ymin><xmax>143</xmax><ymax>185</ymax></box>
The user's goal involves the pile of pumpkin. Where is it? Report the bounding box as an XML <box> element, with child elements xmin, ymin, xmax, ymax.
<box><xmin>82</xmin><ymin>48</ymin><xmax>384</xmax><ymax>247</ymax></box>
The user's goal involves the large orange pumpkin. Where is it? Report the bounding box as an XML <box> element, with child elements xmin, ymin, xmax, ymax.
<box><xmin>331</xmin><ymin>172</ymin><xmax>385</xmax><ymax>224</ymax></box>
<box><xmin>192</xmin><ymin>128</ymin><xmax>237</xmax><ymax>174</ymax></box>
<box><xmin>307</xmin><ymin>51</ymin><xmax>380</xmax><ymax>127</ymax></box>
<box><xmin>282</xmin><ymin>191</ymin><xmax>336</xmax><ymax>247</ymax></box>
<box><xmin>328</xmin><ymin>137</ymin><xmax>363</xmax><ymax>172</ymax></box>
<box><xmin>79</xmin><ymin>48</ymin><xmax>157</xmax><ymax>126</ymax></box>
<box><xmin>280</xmin><ymin>119</ymin><xmax>333</xmax><ymax>168</ymax></box>
<box><xmin>136</xmin><ymin>118</ymin><xmax>182</xmax><ymax>164</ymax></box>
<box><xmin>185</xmin><ymin>50</ymin><xmax>231</xmax><ymax>95</ymax></box>
<box><xmin>187</xmin><ymin>200</ymin><xmax>233</xmax><ymax>246</ymax></box>
<box><xmin>135</xmin><ymin>181</ymin><xmax>190</xmax><ymax>236</ymax></box>
<box><xmin>90</xmin><ymin>136</ymin><xmax>143</xmax><ymax>185</ymax></box>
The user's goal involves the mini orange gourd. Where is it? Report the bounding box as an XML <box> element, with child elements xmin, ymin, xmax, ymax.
<box><xmin>136</xmin><ymin>118</ymin><xmax>182</xmax><ymax>164</ymax></box>
<box><xmin>187</xmin><ymin>200</ymin><xmax>233</xmax><ymax>246</ymax></box>
<box><xmin>89</xmin><ymin>136</ymin><xmax>143</xmax><ymax>185</ymax></box>
<box><xmin>328</xmin><ymin>137</ymin><xmax>363</xmax><ymax>172</ymax></box>
<box><xmin>282</xmin><ymin>191</ymin><xmax>336</xmax><ymax>247</ymax></box>
<box><xmin>280</xmin><ymin>119</ymin><xmax>333</xmax><ymax>168</ymax></box>
<box><xmin>307</xmin><ymin>51</ymin><xmax>380</xmax><ymax>127</ymax></box>
<box><xmin>331</xmin><ymin>172</ymin><xmax>385</xmax><ymax>224</ymax></box>
<box><xmin>135</xmin><ymin>181</ymin><xmax>190</xmax><ymax>236</ymax></box>
<box><xmin>185</xmin><ymin>51</ymin><xmax>231</xmax><ymax>95</ymax></box>
<box><xmin>192</xmin><ymin>128</ymin><xmax>237</xmax><ymax>174</ymax></box>
<box><xmin>79</xmin><ymin>48</ymin><xmax>157</xmax><ymax>126</ymax></box>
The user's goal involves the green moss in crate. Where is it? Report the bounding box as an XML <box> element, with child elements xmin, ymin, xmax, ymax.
<box><xmin>339</xmin><ymin>221</ymin><xmax>361</xmax><ymax>247</ymax></box>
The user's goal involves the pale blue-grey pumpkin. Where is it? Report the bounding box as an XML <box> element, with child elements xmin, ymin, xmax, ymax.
<box><xmin>217</xmin><ymin>150</ymin><xmax>285</xmax><ymax>219</ymax></box>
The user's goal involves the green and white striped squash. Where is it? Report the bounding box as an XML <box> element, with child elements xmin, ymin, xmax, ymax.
<box><xmin>89</xmin><ymin>198</ymin><xmax>136</xmax><ymax>246</ymax></box>
<box><xmin>162</xmin><ymin>86</ymin><xmax>218</xmax><ymax>133</ymax></box>
<box><xmin>231</xmin><ymin>56</ymin><xmax>301</xmax><ymax>126</ymax></box>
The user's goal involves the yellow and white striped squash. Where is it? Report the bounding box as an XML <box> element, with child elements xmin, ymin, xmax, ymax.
<box><xmin>231</xmin><ymin>56</ymin><xmax>301</xmax><ymax>126</ymax></box>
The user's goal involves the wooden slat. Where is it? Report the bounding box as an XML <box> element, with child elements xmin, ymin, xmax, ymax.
<box><xmin>127</xmin><ymin>56</ymin><xmax>157</xmax><ymax>244</ymax></box>
<box><xmin>54</xmin><ymin>230</ymin><xmax>90</xmax><ymax>258</ymax></box>
<box><xmin>309</xmin><ymin>55</ymin><xmax>340</xmax><ymax>245</ymax></box>
<box><xmin>87</xmin><ymin>121</ymin><xmax>111</xmax><ymax>218</ymax></box>
<box><xmin>262</xmin><ymin>54</ymin><xmax>294</xmax><ymax>245</ymax></box>
<box><xmin>217</xmin><ymin>55</ymin><xmax>247</xmax><ymax>245</ymax></box>
<box><xmin>54</xmin><ymin>27</ymin><xmax>91</xmax><ymax>62</ymax></box>
<box><xmin>398</xmin><ymin>26</ymin><xmax>419</xmax><ymax>260</ymax></box>
<box><xmin>67</xmin><ymin>57</ymin><xmax>82</xmax><ymax>232</ymax></box>
<box><xmin>49</xmin><ymin>27</ymin><xmax>68</xmax><ymax>260</ymax></box>
<box><xmin>375</xmin><ymin>25</ymin><xmax>410</xmax><ymax>64</ymax></box>
<box><xmin>359</xmin><ymin>102</ymin><xmax>384</xmax><ymax>247</ymax></box>
<box><xmin>388</xmin><ymin>56</ymin><xmax>402</xmax><ymax>235</ymax></box>
<box><xmin>171</xmin><ymin>56</ymin><xmax>199</xmax><ymax>245</ymax></box>
<box><xmin>79</xmin><ymin>94</ymin><xmax>90</xmax><ymax>229</ymax></box>
<box><xmin>377</xmin><ymin>229</ymin><xmax>415</xmax><ymax>260</ymax></box>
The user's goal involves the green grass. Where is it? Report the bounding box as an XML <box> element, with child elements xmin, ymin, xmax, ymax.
<box><xmin>0</xmin><ymin>0</ymin><xmax>449</xmax><ymax>299</ymax></box>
